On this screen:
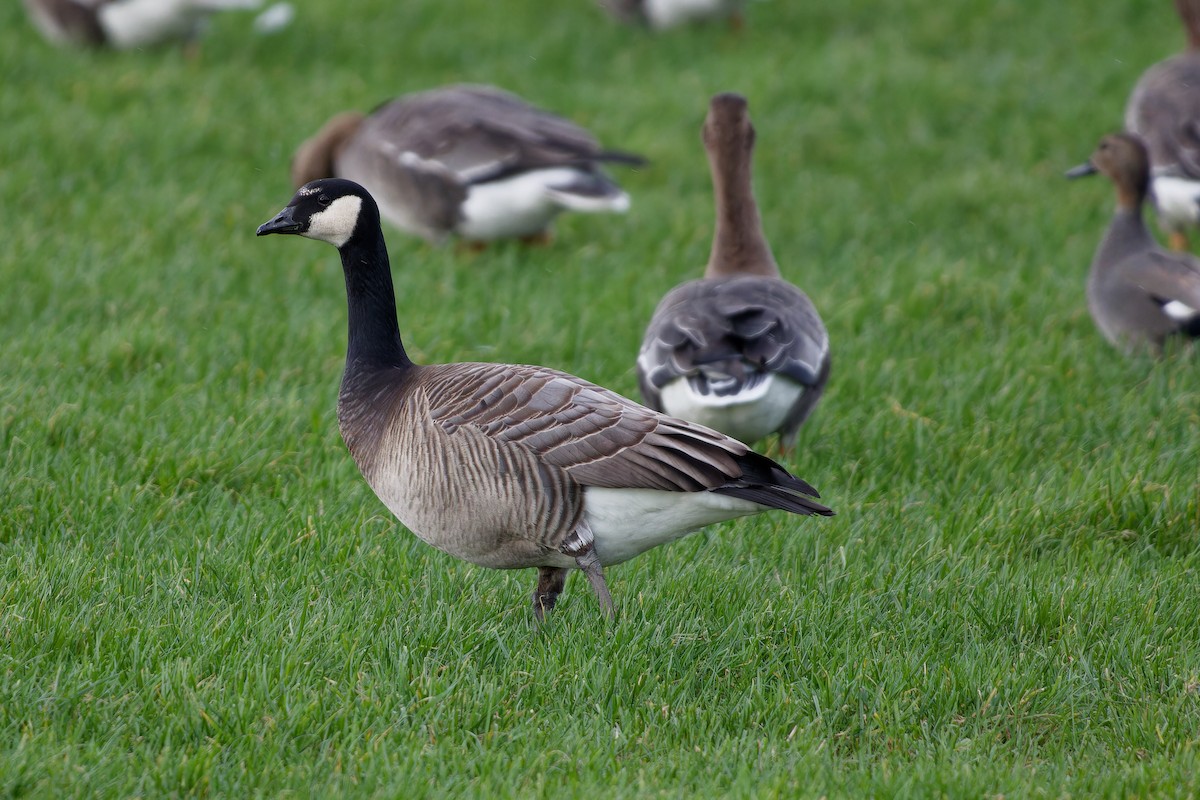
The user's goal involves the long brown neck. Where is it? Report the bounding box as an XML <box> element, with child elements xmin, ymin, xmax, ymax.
<box><xmin>703</xmin><ymin>113</ymin><xmax>779</xmax><ymax>279</ymax></box>
<box><xmin>1179</xmin><ymin>0</ymin><xmax>1200</xmax><ymax>50</ymax></box>
<box><xmin>291</xmin><ymin>112</ymin><xmax>365</xmax><ymax>188</ymax></box>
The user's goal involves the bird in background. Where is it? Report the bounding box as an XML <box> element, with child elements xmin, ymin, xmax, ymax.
<box><xmin>1067</xmin><ymin>132</ymin><xmax>1200</xmax><ymax>354</ymax></box>
<box><xmin>291</xmin><ymin>85</ymin><xmax>645</xmax><ymax>246</ymax></box>
<box><xmin>637</xmin><ymin>93</ymin><xmax>830</xmax><ymax>452</ymax></box>
<box><xmin>1124</xmin><ymin>0</ymin><xmax>1200</xmax><ymax>251</ymax></box>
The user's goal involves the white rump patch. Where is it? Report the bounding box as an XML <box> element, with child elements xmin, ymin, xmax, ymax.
<box><xmin>583</xmin><ymin>487</ymin><xmax>761</xmax><ymax>565</ymax></box>
<box><xmin>659</xmin><ymin>372</ymin><xmax>804</xmax><ymax>445</ymax></box>
<box><xmin>1162</xmin><ymin>300</ymin><xmax>1199</xmax><ymax>322</ymax></box>
<box><xmin>458</xmin><ymin>168</ymin><xmax>623</xmax><ymax>240</ymax></box>
<box><xmin>304</xmin><ymin>195</ymin><xmax>362</xmax><ymax>248</ymax></box>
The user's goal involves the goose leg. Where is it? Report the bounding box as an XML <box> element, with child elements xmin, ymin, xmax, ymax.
<box><xmin>561</xmin><ymin>519</ymin><xmax>614</xmax><ymax>619</ymax></box>
<box><xmin>574</xmin><ymin>546</ymin><xmax>614</xmax><ymax>620</ymax></box>
<box><xmin>532</xmin><ymin>566</ymin><xmax>567</xmax><ymax>621</ymax></box>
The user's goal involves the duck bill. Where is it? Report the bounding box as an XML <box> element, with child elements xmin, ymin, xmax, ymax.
<box><xmin>256</xmin><ymin>206</ymin><xmax>302</xmax><ymax>236</ymax></box>
<box><xmin>1065</xmin><ymin>162</ymin><xmax>1098</xmax><ymax>179</ymax></box>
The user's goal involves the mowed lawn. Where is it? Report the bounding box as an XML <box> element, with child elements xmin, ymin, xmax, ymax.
<box><xmin>2</xmin><ymin>0</ymin><xmax>1199</xmax><ymax>796</ymax></box>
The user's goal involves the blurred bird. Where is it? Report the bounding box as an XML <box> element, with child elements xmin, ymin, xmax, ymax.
<box><xmin>22</xmin><ymin>0</ymin><xmax>292</xmax><ymax>49</ymax></box>
<box><xmin>1124</xmin><ymin>0</ymin><xmax>1200</xmax><ymax>251</ymax></box>
<box><xmin>291</xmin><ymin>85</ymin><xmax>645</xmax><ymax>245</ymax></box>
<box><xmin>1067</xmin><ymin>132</ymin><xmax>1200</xmax><ymax>354</ymax></box>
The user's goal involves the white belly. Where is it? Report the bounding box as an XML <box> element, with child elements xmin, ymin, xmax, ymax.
<box><xmin>659</xmin><ymin>372</ymin><xmax>804</xmax><ymax>444</ymax></box>
<box><xmin>584</xmin><ymin>487</ymin><xmax>761</xmax><ymax>565</ymax></box>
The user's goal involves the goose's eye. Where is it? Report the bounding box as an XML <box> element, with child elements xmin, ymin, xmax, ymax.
<box><xmin>318</xmin><ymin>194</ymin><xmax>332</xmax><ymax>207</ymax></box>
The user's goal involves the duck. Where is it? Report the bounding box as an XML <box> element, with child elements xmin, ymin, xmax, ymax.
<box><xmin>21</xmin><ymin>0</ymin><xmax>285</xmax><ymax>49</ymax></box>
<box><xmin>1124</xmin><ymin>0</ymin><xmax>1200</xmax><ymax>251</ymax></box>
<box><xmin>596</xmin><ymin>0</ymin><xmax>747</xmax><ymax>30</ymax></box>
<box><xmin>1066</xmin><ymin>132</ymin><xmax>1200</xmax><ymax>354</ymax></box>
<box><xmin>256</xmin><ymin>178</ymin><xmax>833</xmax><ymax>619</ymax></box>
<box><xmin>290</xmin><ymin>85</ymin><xmax>646</xmax><ymax>245</ymax></box>
<box><xmin>636</xmin><ymin>93</ymin><xmax>830</xmax><ymax>451</ymax></box>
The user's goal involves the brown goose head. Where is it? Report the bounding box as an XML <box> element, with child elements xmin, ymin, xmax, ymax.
<box><xmin>290</xmin><ymin>111</ymin><xmax>367</xmax><ymax>188</ymax></box>
<box><xmin>1066</xmin><ymin>132</ymin><xmax>1152</xmax><ymax>211</ymax></box>
<box><xmin>702</xmin><ymin>92</ymin><xmax>779</xmax><ymax>279</ymax></box>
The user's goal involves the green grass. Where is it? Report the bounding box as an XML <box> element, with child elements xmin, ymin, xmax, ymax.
<box><xmin>2</xmin><ymin>0</ymin><xmax>1199</xmax><ymax>796</ymax></box>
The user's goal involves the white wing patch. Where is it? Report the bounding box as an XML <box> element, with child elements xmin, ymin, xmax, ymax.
<box><xmin>1163</xmin><ymin>300</ymin><xmax>1199</xmax><ymax>322</ymax></box>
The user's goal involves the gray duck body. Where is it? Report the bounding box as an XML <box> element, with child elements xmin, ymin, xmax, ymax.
<box><xmin>1070</xmin><ymin>133</ymin><xmax>1200</xmax><ymax>353</ymax></box>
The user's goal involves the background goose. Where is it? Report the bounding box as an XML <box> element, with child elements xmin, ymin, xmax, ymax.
<box><xmin>1067</xmin><ymin>133</ymin><xmax>1200</xmax><ymax>354</ymax></box>
<box><xmin>1124</xmin><ymin>0</ymin><xmax>1200</xmax><ymax>251</ymax></box>
<box><xmin>637</xmin><ymin>93</ymin><xmax>830</xmax><ymax>451</ymax></box>
<box><xmin>22</xmin><ymin>0</ymin><xmax>289</xmax><ymax>49</ymax></box>
<box><xmin>257</xmin><ymin>178</ymin><xmax>832</xmax><ymax>619</ymax></box>
<box><xmin>596</xmin><ymin>0</ymin><xmax>748</xmax><ymax>30</ymax></box>
<box><xmin>290</xmin><ymin>85</ymin><xmax>645</xmax><ymax>245</ymax></box>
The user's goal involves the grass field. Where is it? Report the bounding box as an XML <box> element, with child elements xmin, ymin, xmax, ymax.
<box><xmin>2</xmin><ymin>0</ymin><xmax>1200</xmax><ymax>796</ymax></box>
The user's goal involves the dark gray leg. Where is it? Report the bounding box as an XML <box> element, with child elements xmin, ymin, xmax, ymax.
<box><xmin>574</xmin><ymin>546</ymin><xmax>614</xmax><ymax>620</ymax></box>
<box><xmin>532</xmin><ymin>566</ymin><xmax>567</xmax><ymax>621</ymax></box>
<box><xmin>560</xmin><ymin>519</ymin><xmax>614</xmax><ymax>619</ymax></box>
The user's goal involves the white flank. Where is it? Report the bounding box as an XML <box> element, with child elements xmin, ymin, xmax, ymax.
<box><xmin>659</xmin><ymin>372</ymin><xmax>804</xmax><ymax>445</ymax></box>
<box><xmin>252</xmin><ymin>2</ymin><xmax>294</xmax><ymax>33</ymax></box>
<box><xmin>98</xmin><ymin>0</ymin><xmax>200</xmax><ymax>47</ymax></box>
<box><xmin>642</xmin><ymin>0</ymin><xmax>741</xmax><ymax>28</ymax></box>
<box><xmin>458</xmin><ymin>168</ymin><xmax>619</xmax><ymax>240</ymax></box>
<box><xmin>584</xmin><ymin>487</ymin><xmax>762</xmax><ymax>565</ymax></box>
<box><xmin>304</xmin><ymin>195</ymin><xmax>362</xmax><ymax>248</ymax></box>
<box><xmin>1151</xmin><ymin>176</ymin><xmax>1200</xmax><ymax>229</ymax></box>
<box><xmin>1162</xmin><ymin>300</ymin><xmax>1199</xmax><ymax>322</ymax></box>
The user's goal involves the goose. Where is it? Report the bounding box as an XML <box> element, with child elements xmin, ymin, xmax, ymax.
<box><xmin>290</xmin><ymin>85</ymin><xmax>645</xmax><ymax>245</ymax></box>
<box><xmin>636</xmin><ymin>93</ymin><xmax>830</xmax><ymax>451</ymax></box>
<box><xmin>1066</xmin><ymin>133</ymin><xmax>1200</xmax><ymax>354</ymax></box>
<box><xmin>1124</xmin><ymin>0</ymin><xmax>1200</xmax><ymax>251</ymax></box>
<box><xmin>256</xmin><ymin>178</ymin><xmax>833</xmax><ymax>619</ymax></box>
<box><xmin>596</xmin><ymin>0</ymin><xmax>747</xmax><ymax>30</ymax></box>
<box><xmin>22</xmin><ymin>0</ymin><xmax>287</xmax><ymax>49</ymax></box>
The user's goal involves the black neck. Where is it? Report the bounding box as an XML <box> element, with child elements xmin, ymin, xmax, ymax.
<box><xmin>339</xmin><ymin>231</ymin><xmax>413</xmax><ymax>374</ymax></box>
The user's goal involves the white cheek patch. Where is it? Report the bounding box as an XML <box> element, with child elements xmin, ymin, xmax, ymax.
<box><xmin>1162</xmin><ymin>300</ymin><xmax>1199</xmax><ymax>322</ymax></box>
<box><xmin>304</xmin><ymin>195</ymin><xmax>362</xmax><ymax>248</ymax></box>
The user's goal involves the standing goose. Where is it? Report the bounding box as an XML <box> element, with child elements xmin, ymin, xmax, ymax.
<box><xmin>596</xmin><ymin>0</ymin><xmax>748</xmax><ymax>30</ymax></box>
<box><xmin>290</xmin><ymin>85</ymin><xmax>645</xmax><ymax>245</ymax></box>
<box><xmin>1067</xmin><ymin>133</ymin><xmax>1200</xmax><ymax>353</ymax></box>
<box><xmin>22</xmin><ymin>0</ymin><xmax>283</xmax><ymax>49</ymax></box>
<box><xmin>1124</xmin><ymin>0</ymin><xmax>1200</xmax><ymax>251</ymax></box>
<box><xmin>637</xmin><ymin>93</ymin><xmax>830</xmax><ymax>450</ymax></box>
<box><xmin>257</xmin><ymin>178</ymin><xmax>833</xmax><ymax>619</ymax></box>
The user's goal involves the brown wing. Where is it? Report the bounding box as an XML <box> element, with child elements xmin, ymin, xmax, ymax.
<box><xmin>1128</xmin><ymin>251</ymin><xmax>1200</xmax><ymax>311</ymax></box>
<box><xmin>363</xmin><ymin>85</ymin><xmax>642</xmax><ymax>185</ymax></box>
<box><xmin>421</xmin><ymin>362</ymin><xmax>750</xmax><ymax>493</ymax></box>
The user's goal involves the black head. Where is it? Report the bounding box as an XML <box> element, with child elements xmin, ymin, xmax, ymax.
<box><xmin>257</xmin><ymin>178</ymin><xmax>379</xmax><ymax>248</ymax></box>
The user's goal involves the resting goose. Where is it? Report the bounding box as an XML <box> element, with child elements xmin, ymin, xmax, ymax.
<box><xmin>1124</xmin><ymin>0</ymin><xmax>1200</xmax><ymax>251</ymax></box>
<box><xmin>22</xmin><ymin>0</ymin><xmax>284</xmax><ymax>49</ymax></box>
<box><xmin>1067</xmin><ymin>133</ymin><xmax>1200</xmax><ymax>353</ymax></box>
<box><xmin>637</xmin><ymin>93</ymin><xmax>830</xmax><ymax>450</ymax></box>
<box><xmin>257</xmin><ymin>178</ymin><xmax>833</xmax><ymax>619</ymax></box>
<box><xmin>290</xmin><ymin>85</ymin><xmax>645</xmax><ymax>245</ymax></box>
<box><xmin>596</xmin><ymin>0</ymin><xmax>747</xmax><ymax>30</ymax></box>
